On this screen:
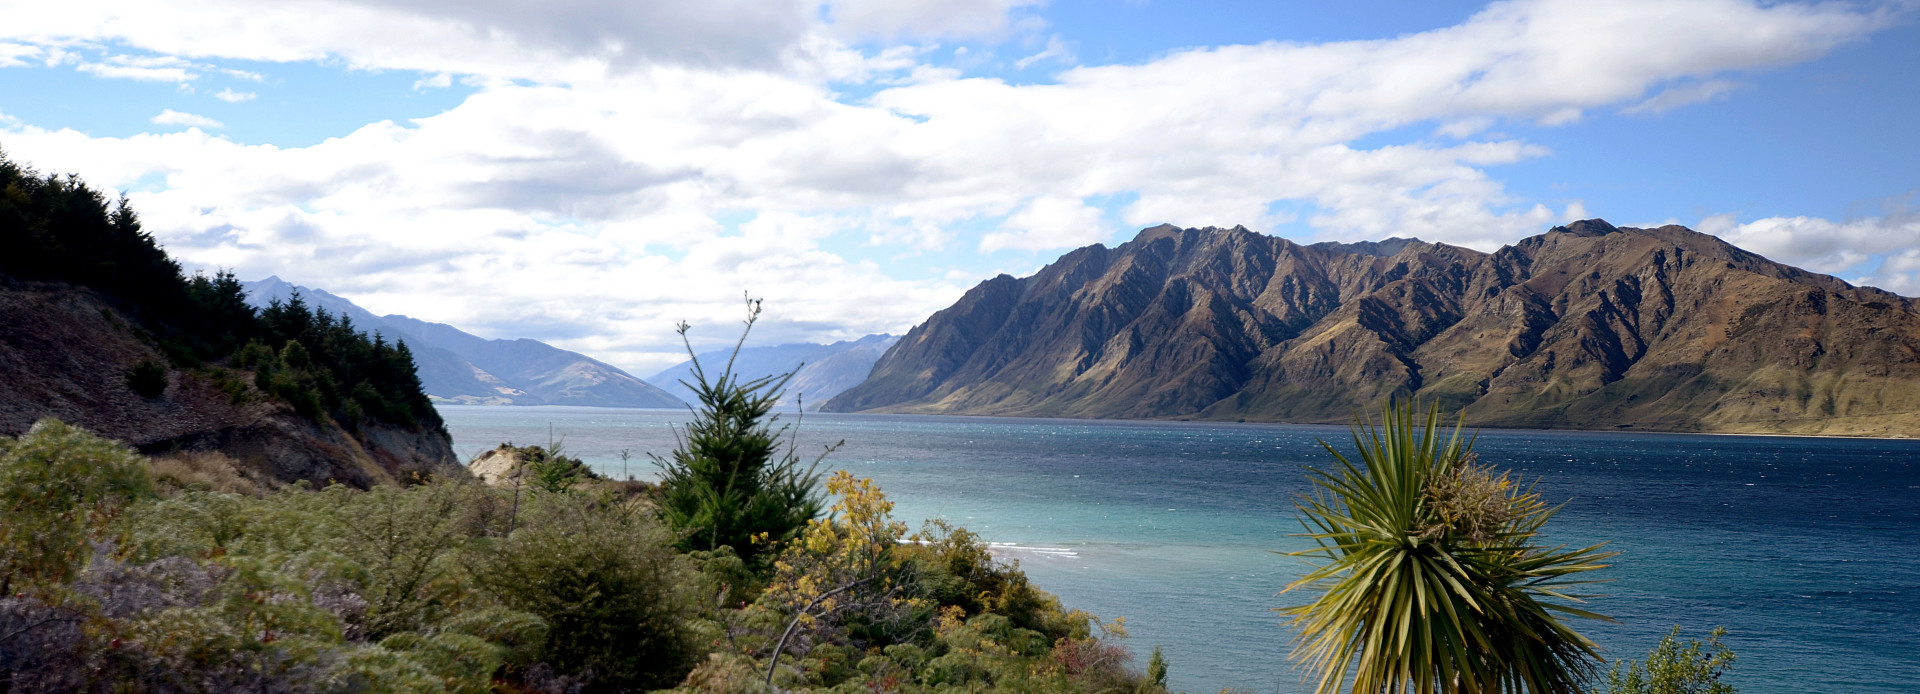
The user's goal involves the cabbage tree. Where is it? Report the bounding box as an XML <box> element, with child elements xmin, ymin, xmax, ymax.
<box><xmin>1279</xmin><ymin>402</ymin><xmax>1615</xmax><ymax>694</ymax></box>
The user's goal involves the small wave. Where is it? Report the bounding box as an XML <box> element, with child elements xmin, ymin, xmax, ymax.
<box><xmin>987</xmin><ymin>542</ymin><xmax>1080</xmax><ymax>558</ymax></box>
<box><xmin>898</xmin><ymin>539</ymin><xmax>1080</xmax><ymax>558</ymax></box>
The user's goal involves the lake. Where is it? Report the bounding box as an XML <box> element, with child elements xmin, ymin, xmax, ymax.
<box><xmin>437</xmin><ymin>405</ymin><xmax>1920</xmax><ymax>693</ymax></box>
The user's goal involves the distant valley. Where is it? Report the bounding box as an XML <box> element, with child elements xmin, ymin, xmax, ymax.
<box><xmin>244</xmin><ymin>277</ymin><xmax>683</xmax><ymax>408</ymax></box>
<box><xmin>650</xmin><ymin>334</ymin><xmax>898</xmax><ymax>411</ymax></box>
<box><xmin>826</xmin><ymin>220</ymin><xmax>1920</xmax><ymax>437</ymax></box>
<box><xmin>243</xmin><ymin>278</ymin><xmax>897</xmax><ymax>412</ymax></box>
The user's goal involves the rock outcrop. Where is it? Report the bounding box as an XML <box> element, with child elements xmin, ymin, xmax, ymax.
<box><xmin>466</xmin><ymin>445</ymin><xmax>522</xmax><ymax>486</ymax></box>
<box><xmin>825</xmin><ymin>221</ymin><xmax>1920</xmax><ymax>437</ymax></box>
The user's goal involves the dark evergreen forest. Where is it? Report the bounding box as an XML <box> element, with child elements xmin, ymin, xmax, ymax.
<box><xmin>0</xmin><ymin>149</ymin><xmax>440</xmax><ymax>431</ymax></box>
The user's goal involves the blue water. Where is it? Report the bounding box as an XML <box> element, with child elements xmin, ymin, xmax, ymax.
<box><xmin>437</xmin><ymin>406</ymin><xmax>1920</xmax><ymax>693</ymax></box>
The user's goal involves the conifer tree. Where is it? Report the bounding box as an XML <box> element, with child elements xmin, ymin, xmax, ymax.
<box><xmin>652</xmin><ymin>297</ymin><xmax>830</xmax><ymax>571</ymax></box>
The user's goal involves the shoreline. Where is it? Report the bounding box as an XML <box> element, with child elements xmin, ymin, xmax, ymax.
<box><xmin>433</xmin><ymin>403</ymin><xmax>1919</xmax><ymax>443</ymax></box>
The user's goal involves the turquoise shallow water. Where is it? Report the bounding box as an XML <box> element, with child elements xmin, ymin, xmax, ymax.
<box><xmin>437</xmin><ymin>405</ymin><xmax>1920</xmax><ymax>693</ymax></box>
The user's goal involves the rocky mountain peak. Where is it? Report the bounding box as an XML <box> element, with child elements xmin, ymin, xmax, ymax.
<box><xmin>1309</xmin><ymin>237</ymin><xmax>1424</xmax><ymax>257</ymax></box>
<box><xmin>1553</xmin><ymin>218</ymin><xmax>1621</xmax><ymax>237</ymax></box>
<box><xmin>1131</xmin><ymin>223</ymin><xmax>1186</xmax><ymax>244</ymax></box>
<box><xmin>826</xmin><ymin>221</ymin><xmax>1920</xmax><ymax>437</ymax></box>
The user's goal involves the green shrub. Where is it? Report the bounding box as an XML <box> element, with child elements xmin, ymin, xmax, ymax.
<box><xmin>0</xmin><ymin>419</ymin><xmax>154</xmax><ymax>595</ymax></box>
<box><xmin>1599</xmin><ymin>626</ymin><xmax>1737</xmax><ymax>694</ymax></box>
<box><xmin>516</xmin><ymin>443</ymin><xmax>600</xmax><ymax>494</ymax></box>
<box><xmin>334</xmin><ymin>645</ymin><xmax>451</xmax><ymax>693</ymax></box>
<box><xmin>207</xmin><ymin>366</ymin><xmax>252</xmax><ymax>404</ymax></box>
<box><xmin>378</xmin><ymin>631</ymin><xmax>503</xmax><ymax>694</ymax></box>
<box><xmin>0</xmin><ymin>410</ymin><xmax>1145</xmax><ymax>693</ymax></box>
<box><xmin>438</xmin><ymin>606</ymin><xmax>549</xmax><ymax>667</ymax></box>
<box><xmin>233</xmin><ymin>340</ymin><xmax>275</xmax><ymax>370</ymax></box>
<box><xmin>906</xmin><ymin>518</ymin><xmax>1087</xmax><ymax>643</ymax></box>
<box><xmin>333</xmin><ymin>483</ymin><xmax>474</xmax><ymax>638</ymax></box>
<box><xmin>474</xmin><ymin>494</ymin><xmax>701</xmax><ymax>690</ymax></box>
<box><xmin>126</xmin><ymin>359</ymin><xmax>168</xmax><ymax>398</ymax></box>
<box><xmin>1146</xmin><ymin>645</ymin><xmax>1167</xmax><ymax>689</ymax></box>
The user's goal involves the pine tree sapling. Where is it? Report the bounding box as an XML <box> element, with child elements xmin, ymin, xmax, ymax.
<box><xmin>653</xmin><ymin>297</ymin><xmax>832</xmax><ymax>570</ymax></box>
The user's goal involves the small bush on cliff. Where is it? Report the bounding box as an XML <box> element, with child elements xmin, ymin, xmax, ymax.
<box><xmin>505</xmin><ymin>442</ymin><xmax>601</xmax><ymax>494</ymax></box>
<box><xmin>126</xmin><ymin>359</ymin><xmax>168</xmax><ymax>398</ymax></box>
<box><xmin>654</xmin><ymin>298</ymin><xmax>829</xmax><ymax>571</ymax></box>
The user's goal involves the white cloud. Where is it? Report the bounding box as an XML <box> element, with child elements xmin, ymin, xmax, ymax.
<box><xmin>1623</xmin><ymin>79</ymin><xmax>1741</xmax><ymax>115</ymax></box>
<box><xmin>1864</xmin><ymin>248</ymin><xmax>1920</xmax><ymax>296</ymax></box>
<box><xmin>1013</xmin><ymin>34</ymin><xmax>1073</xmax><ymax>70</ymax></box>
<box><xmin>78</xmin><ymin>61</ymin><xmax>196</xmax><ymax>82</ymax></box>
<box><xmin>65</xmin><ymin>53</ymin><xmax>257</xmax><ymax>85</ymax></box>
<box><xmin>1699</xmin><ymin>207</ymin><xmax>1920</xmax><ymax>293</ymax></box>
<box><xmin>213</xmin><ymin>87</ymin><xmax>255</xmax><ymax>102</ymax></box>
<box><xmin>0</xmin><ymin>0</ymin><xmax>1899</xmax><ymax>369</ymax></box>
<box><xmin>149</xmin><ymin>109</ymin><xmax>223</xmax><ymax>128</ymax></box>
<box><xmin>0</xmin><ymin>43</ymin><xmax>40</xmax><ymax>67</ymax></box>
<box><xmin>0</xmin><ymin>0</ymin><xmax>816</xmax><ymax>81</ymax></box>
<box><xmin>827</xmin><ymin>0</ymin><xmax>1044</xmax><ymax>41</ymax></box>
<box><xmin>982</xmin><ymin>197</ymin><xmax>1109</xmax><ymax>252</ymax></box>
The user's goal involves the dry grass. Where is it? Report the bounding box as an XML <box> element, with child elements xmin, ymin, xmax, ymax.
<box><xmin>146</xmin><ymin>450</ymin><xmax>270</xmax><ymax>496</ymax></box>
<box><xmin>602</xmin><ymin>478</ymin><xmax>656</xmax><ymax>500</ymax></box>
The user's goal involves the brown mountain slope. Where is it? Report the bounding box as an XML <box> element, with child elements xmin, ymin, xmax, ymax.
<box><xmin>824</xmin><ymin>220</ymin><xmax>1920</xmax><ymax>436</ymax></box>
<box><xmin>0</xmin><ymin>280</ymin><xmax>460</xmax><ymax>486</ymax></box>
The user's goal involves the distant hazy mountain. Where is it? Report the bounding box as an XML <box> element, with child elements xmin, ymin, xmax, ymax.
<box><xmin>651</xmin><ymin>334</ymin><xmax>898</xmax><ymax>410</ymax></box>
<box><xmin>826</xmin><ymin>221</ymin><xmax>1920</xmax><ymax>437</ymax></box>
<box><xmin>244</xmin><ymin>277</ymin><xmax>681</xmax><ymax>408</ymax></box>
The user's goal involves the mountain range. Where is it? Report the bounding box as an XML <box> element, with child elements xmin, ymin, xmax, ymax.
<box><xmin>649</xmin><ymin>334</ymin><xmax>899</xmax><ymax>410</ymax></box>
<box><xmin>825</xmin><ymin>220</ymin><xmax>1920</xmax><ymax>437</ymax></box>
<box><xmin>244</xmin><ymin>277</ymin><xmax>681</xmax><ymax>408</ymax></box>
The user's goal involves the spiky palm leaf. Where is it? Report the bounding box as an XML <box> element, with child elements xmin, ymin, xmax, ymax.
<box><xmin>1278</xmin><ymin>402</ymin><xmax>1616</xmax><ymax>694</ymax></box>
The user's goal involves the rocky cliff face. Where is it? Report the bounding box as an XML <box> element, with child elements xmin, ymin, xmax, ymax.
<box><xmin>0</xmin><ymin>280</ymin><xmax>460</xmax><ymax>486</ymax></box>
<box><xmin>825</xmin><ymin>221</ymin><xmax>1920</xmax><ymax>436</ymax></box>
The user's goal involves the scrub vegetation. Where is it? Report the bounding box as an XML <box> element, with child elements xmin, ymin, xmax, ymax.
<box><xmin>0</xmin><ymin>310</ymin><xmax>1167</xmax><ymax>694</ymax></box>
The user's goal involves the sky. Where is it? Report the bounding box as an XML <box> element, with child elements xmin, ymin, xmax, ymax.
<box><xmin>1</xmin><ymin>0</ymin><xmax>1917</xmax><ymax>376</ymax></box>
